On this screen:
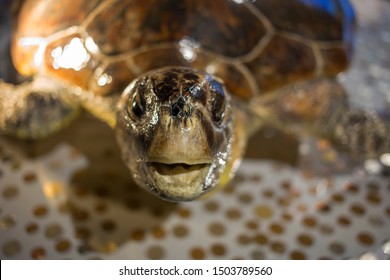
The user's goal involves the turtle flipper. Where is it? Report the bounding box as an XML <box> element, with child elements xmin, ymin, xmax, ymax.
<box><xmin>0</xmin><ymin>77</ymin><xmax>80</xmax><ymax>139</ymax></box>
<box><xmin>330</xmin><ymin>108</ymin><xmax>390</xmax><ymax>158</ymax></box>
<box><xmin>254</xmin><ymin>78</ymin><xmax>390</xmax><ymax>158</ymax></box>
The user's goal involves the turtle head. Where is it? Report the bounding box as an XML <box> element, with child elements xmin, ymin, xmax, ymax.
<box><xmin>116</xmin><ymin>67</ymin><xmax>236</xmax><ymax>201</ymax></box>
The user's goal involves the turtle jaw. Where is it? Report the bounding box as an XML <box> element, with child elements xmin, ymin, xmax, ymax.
<box><xmin>146</xmin><ymin>161</ymin><xmax>213</xmax><ymax>201</ymax></box>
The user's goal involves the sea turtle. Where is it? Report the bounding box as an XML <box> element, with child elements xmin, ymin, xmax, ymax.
<box><xmin>1</xmin><ymin>0</ymin><xmax>389</xmax><ymax>201</ymax></box>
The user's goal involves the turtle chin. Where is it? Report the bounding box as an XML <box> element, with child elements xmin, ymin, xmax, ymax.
<box><xmin>146</xmin><ymin>161</ymin><xmax>213</xmax><ymax>201</ymax></box>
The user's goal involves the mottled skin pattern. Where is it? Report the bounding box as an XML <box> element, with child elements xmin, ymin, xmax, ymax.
<box><xmin>0</xmin><ymin>0</ymin><xmax>389</xmax><ymax>201</ymax></box>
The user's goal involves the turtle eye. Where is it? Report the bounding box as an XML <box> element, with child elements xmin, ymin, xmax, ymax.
<box><xmin>210</xmin><ymin>79</ymin><xmax>226</xmax><ymax>124</ymax></box>
<box><xmin>131</xmin><ymin>91</ymin><xmax>145</xmax><ymax>118</ymax></box>
<box><xmin>212</xmin><ymin>95</ymin><xmax>226</xmax><ymax>124</ymax></box>
<box><xmin>128</xmin><ymin>82</ymin><xmax>147</xmax><ymax>120</ymax></box>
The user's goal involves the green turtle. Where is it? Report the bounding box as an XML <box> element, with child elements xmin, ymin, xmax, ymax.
<box><xmin>1</xmin><ymin>0</ymin><xmax>389</xmax><ymax>201</ymax></box>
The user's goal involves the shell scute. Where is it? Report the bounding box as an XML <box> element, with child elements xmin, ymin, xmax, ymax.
<box><xmin>253</xmin><ymin>0</ymin><xmax>354</xmax><ymax>43</ymax></box>
<box><xmin>246</xmin><ymin>35</ymin><xmax>316</xmax><ymax>93</ymax></box>
<box><xmin>12</xmin><ymin>0</ymin><xmax>355</xmax><ymax>99</ymax></box>
<box><xmin>15</xmin><ymin>0</ymin><xmax>102</xmax><ymax>38</ymax></box>
<box><xmin>320</xmin><ymin>47</ymin><xmax>349</xmax><ymax>76</ymax></box>
<box><xmin>86</xmin><ymin>0</ymin><xmax>267</xmax><ymax>58</ymax></box>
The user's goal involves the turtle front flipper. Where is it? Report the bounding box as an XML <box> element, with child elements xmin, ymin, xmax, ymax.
<box><xmin>253</xmin><ymin>78</ymin><xmax>390</xmax><ymax>159</ymax></box>
<box><xmin>330</xmin><ymin>108</ymin><xmax>390</xmax><ymax>159</ymax></box>
<box><xmin>0</xmin><ymin>76</ymin><xmax>80</xmax><ymax>139</ymax></box>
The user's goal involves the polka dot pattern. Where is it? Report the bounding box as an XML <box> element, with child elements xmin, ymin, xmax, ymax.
<box><xmin>0</xmin><ymin>139</ymin><xmax>389</xmax><ymax>260</ymax></box>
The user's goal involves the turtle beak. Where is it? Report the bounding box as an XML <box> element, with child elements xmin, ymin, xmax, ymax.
<box><xmin>145</xmin><ymin>106</ymin><xmax>215</xmax><ymax>201</ymax></box>
<box><xmin>147</xmin><ymin>161</ymin><xmax>212</xmax><ymax>201</ymax></box>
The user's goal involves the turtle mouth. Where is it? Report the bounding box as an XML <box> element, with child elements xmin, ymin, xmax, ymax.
<box><xmin>150</xmin><ymin>162</ymin><xmax>210</xmax><ymax>175</ymax></box>
<box><xmin>147</xmin><ymin>161</ymin><xmax>212</xmax><ymax>201</ymax></box>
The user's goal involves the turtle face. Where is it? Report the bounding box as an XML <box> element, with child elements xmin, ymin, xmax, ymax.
<box><xmin>116</xmin><ymin>67</ymin><xmax>233</xmax><ymax>201</ymax></box>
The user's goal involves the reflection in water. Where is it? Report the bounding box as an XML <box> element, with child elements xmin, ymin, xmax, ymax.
<box><xmin>85</xmin><ymin>36</ymin><xmax>99</xmax><ymax>54</ymax></box>
<box><xmin>51</xmin><ymin>38</ymin><xmax>90</xmax><ymax>71</ymax></box>
<box><xmin>178</xmin><ymin>38</ymin><xmax>199</xmax><ymax>62</ymax></box>
<box><xmin>96</xmin><ymin>72</ymin><xmax>113</xmax><ymax>87</ymax></box>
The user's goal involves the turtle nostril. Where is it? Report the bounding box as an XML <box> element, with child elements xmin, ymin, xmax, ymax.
<box><xmin>171</xmin><ymin>103</ymin><xmax>182</xmax><ymax>117</ymax></box>
<box><xmin>170</xmin><ymin>96</ymin><xmax>191</xmax><ymax>118</ymax></box>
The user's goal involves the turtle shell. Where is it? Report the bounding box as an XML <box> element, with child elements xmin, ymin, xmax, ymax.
<box><xmin>12</xmin><ymin>0</ymin><xmax>355</xmax><ymax>99</ymax></box>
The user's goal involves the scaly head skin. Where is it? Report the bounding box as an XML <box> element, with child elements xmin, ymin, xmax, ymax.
<box><xmin>116</xmin><ymin>67</ymin><xmax>241</xmax><ymax>201</ymax></box>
